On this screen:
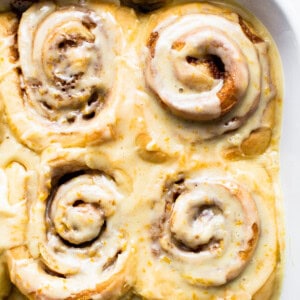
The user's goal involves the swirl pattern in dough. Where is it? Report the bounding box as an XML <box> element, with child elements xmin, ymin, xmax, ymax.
<box><xmin>159</xmin><ymin>177</ymin><xmax>259</xmax><ymax>286</ymax></box>
<box><xmin>145</xmin><ymin>3</ymin><xmax>275</xmax><ymax>140</ymax></box>
<box><xmin>0</xmin><ymin>2</ymin><xmax>125</xmax><ymax>151</ymax></box>
<box><xmin>134</xmin><ymin>163</ymin><xmax>279</xmax><ymax>299</ymax></box>
<box><xmin>6</xmin><ymin>148</ymin><xmax>133</xmax><ymax>299</ymax></box>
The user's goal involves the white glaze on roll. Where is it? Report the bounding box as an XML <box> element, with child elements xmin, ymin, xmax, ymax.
<box><xmin>6</xmin><ymin>148</ymin><xmax>133</xmax><ymax>299</ymax></box>
<box><xmin>51</xmin><ymin>174</ymin><xmax>118</xmax><ymax>245</ymax></box>
<box><xmin>19</xmin><ymin>3</ymin><xmax>116</xmax><ymax>124</ymax></box>
<box><xmin>159</xmin><ymin>177</ymin><xmax>259</xmax><ymax>286</ymax></box>
<box><xmin>144</xmin><ymin>4</ymin><xmax>275</xmax><ymax>140</ymax></box>
<box><xmin>132</xmin><ymin>162</ymin><xmax>278</xmax><ymax>299</ymax></box>
<box><xmin>146</xmin><ymin>14</ymin><xmax>254</xmax><ymax>121</ymax></box>
<box><xmin>0</xmin><ymin>2</ymin><xmax>126</xmax><ymax>151</ymax></box>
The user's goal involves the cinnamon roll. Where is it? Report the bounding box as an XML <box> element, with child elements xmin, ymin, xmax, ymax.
<box><xmin>6</xmin><ymin>147</ymin><xmax>133</xmax><ymax>299</ymax></box>
<box><xmin>135</xmin><ymin>162</ymin><xmax>279</xmax><ymax>299</ymax></box>
<box><xmin>160</xmin><ymin>178</ymin><xmax>259</xmax><ymax>286</ymax></box>
<box><xmin>0</xmin><ymin>2</ymin><xmax>127</xmax><ymax>151</ymax></box>
<box><xmin>144</xmin><ymin>3</ymin><xmax>276</xmax><ymax>140</ymax></box>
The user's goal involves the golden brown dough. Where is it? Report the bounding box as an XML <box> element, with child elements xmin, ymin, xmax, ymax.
<box><xmin>0</xmin><ymin>254</ymin><xmax>11</xmax><ymax>299</ymax></box>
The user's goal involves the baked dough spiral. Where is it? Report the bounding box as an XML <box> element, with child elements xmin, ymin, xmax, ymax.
<box><xmin>145</xmin><ymin>4</ymin><xmax>275</xmax><ymax>139</ymax></box>
<box><xmin>6</xmin><ymin>148</ymin><xmax>133</xmax><ymax>299</ymax></box>
<box><xmin>0</xmin><ymin>2</ymin><xmax>124</xmax><ymax>151</ymax></box>
<box><xmin>158</xmin><ymin>177</ymin><xmax>259</xmax><ymax>286</ymax></box>
<box><xmin>139</xmin><ymin>163</ymin><xmax>279</xmax><ymax>299</ymax></box>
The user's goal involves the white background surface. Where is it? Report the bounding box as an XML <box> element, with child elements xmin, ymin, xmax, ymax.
<box><xmin>237</xmin><ymin>0</ymin><xmax>300</xmax><ymax>299</ymax></box>
<box><xmin>279</xmin><ymin>1</ymin><xmax>300</xmax><ymax>298</ymax></box>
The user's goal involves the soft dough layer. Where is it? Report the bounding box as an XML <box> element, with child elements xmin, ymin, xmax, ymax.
<box><xmin>0</xmin><ymin>0</ymin><xmax>283</xmax><ymax>299</ymax></box>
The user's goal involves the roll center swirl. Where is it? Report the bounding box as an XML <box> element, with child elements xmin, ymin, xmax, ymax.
<box><xmin>18</xmin><ymin>3</ymin><xmax>119</xmax><ymax>126</ymax></box>
<box><xmin>44</xmin><ymin>22</ymin><xmax>95</xmax><ymax>93</ymax></box>
<box><xmin>50</xmin><ymin>174</ymin><xmax>116</xmax><ymax>246</ymax></box>
<box><xmin>158</xmin><ymin>178</ymin><xmax>260</xmax><ymax>286</ymax></box>
<box><xmin>170</xmin><ymin>193</ymin><xmax>225</xmax><ymax>251</ymax></box>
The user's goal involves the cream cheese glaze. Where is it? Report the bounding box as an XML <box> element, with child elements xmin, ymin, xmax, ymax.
<box><xmin>146</xmin><ymin>14</ymin><xmax>252</xmax><ymax>121</ymax></box>
<box><xmin>7</xmin><ymin>147</ymin><xmax>134</xmax><ymax>299</ymax></box>
<box><xmin>0</xmin><ymin>2</ymin><xmax>131</xmax><ymax>151</ymax></box>
<box><xmin>0</xmin><ymin>0</ymin><xmax>283</xmax><ymax>299</ymax></box>
<box><xmin>158</xmin><ymin>178</ymin><xmax>260</xmax><ymax>287</ymax></box>
<box><xmin>142</xmin><ymin>2</ymin><xmax>277</xmax><ymax>144</ymax></box>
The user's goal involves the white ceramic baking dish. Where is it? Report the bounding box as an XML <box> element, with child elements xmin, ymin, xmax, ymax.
<box><xmin>1</xmin><ymin>1</ymin><xmax>298</xmax><ymax>298</ymax></box>
<box><xmin>237</xmin><ymin>1</ymin><xmax>300</xmax><ymax>299</ymax></box>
